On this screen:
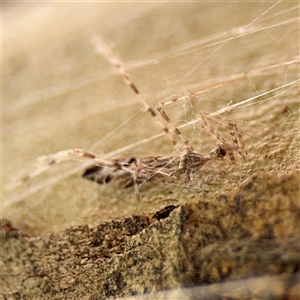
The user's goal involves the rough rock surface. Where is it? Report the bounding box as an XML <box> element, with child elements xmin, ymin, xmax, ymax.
<box><xmin>1</xmin><ymin>172</ymin><xmax>299</xmax><ymax>299</ymax></box>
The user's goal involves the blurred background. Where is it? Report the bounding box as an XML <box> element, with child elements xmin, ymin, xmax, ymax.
<box><xmin>2</xmin><ymin>2</ymin><xmax>299</xmax><ymax>235</ymax></box>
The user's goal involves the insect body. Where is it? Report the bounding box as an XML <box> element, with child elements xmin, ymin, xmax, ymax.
<box><xmin>83</xmin><ymin>145</ymin><xmax>227</xmax><ymax>188</ymax></box>
<box><xmin>31</xmin><ymin>36</ymin><xmax>246</xmax><ymax>195</ymax></box>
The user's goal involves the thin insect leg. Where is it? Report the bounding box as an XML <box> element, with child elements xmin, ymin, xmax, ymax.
<box><xmin>156</xmin><ymin>96</ymin><xmax>194</xmax><ymax>150</ymax></box>
<box><xmin>198</xmin><ymin>113</ymin><xmax>227</xmax><ymax>145</ymax></box>
<box><xmin>37</xmin><ymin>149</ymin><xmax>116</xmax><ymax>169</ymax></box>
<box><xmin>92</xmin><ymin>36</ymin><xmax>174</xmax><ymax>144</ymax></box>
<box><xmin>71</xmin><ymin>149</ymin><xmax>125</xmax><ymax>169</ymax></box>
<box><xmin>228</xmin><ymin>121</ymin><xmax>247</xmax><ymax>160</ymax></box>
<box><xmin>199</xmin><ymin>113</ymin><xmax>236</xmax><ymax>164</ymax></box>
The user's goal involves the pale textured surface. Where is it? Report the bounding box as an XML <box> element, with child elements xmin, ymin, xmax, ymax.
<box><xmin>2</xmin><ymin>3</ymin><xmax>299</xmax><ymax>299</ymax></box>
<box><xmin>3</xmin><ymin>2</ymin><xmax>299</xmax><ymax>234</ymax></box>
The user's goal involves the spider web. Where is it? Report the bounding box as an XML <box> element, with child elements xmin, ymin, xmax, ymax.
<box><xmin>2</xmin><ymin>1</ymin><xmax>299</xmax><ymax>234</ymax></box>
